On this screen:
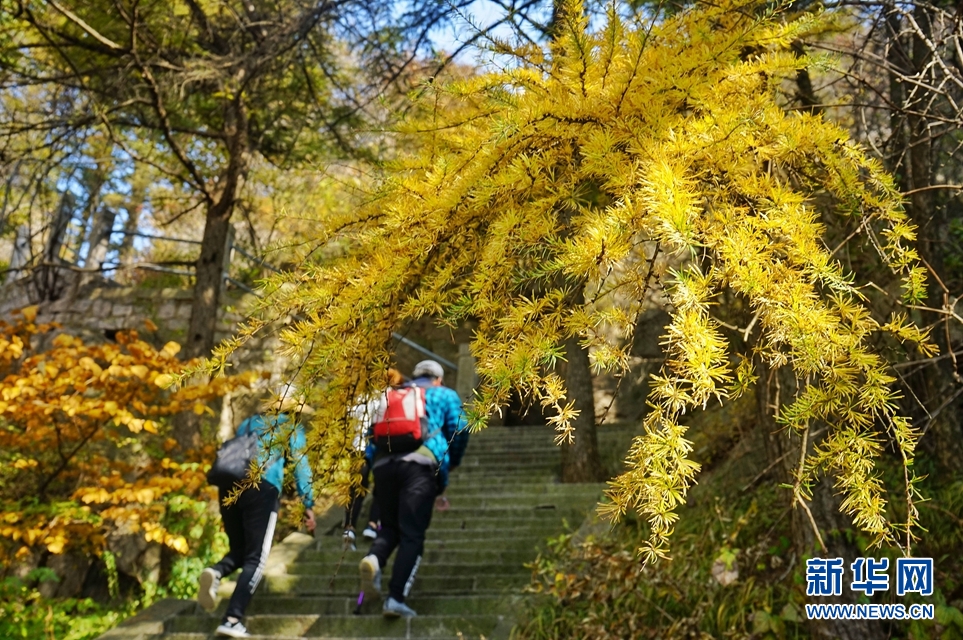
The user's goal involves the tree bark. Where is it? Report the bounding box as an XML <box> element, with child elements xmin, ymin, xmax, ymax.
<box><xmin>559</xmin><ymin>332</ymin><xmax>605</xmax><ymax>483</ymax></box>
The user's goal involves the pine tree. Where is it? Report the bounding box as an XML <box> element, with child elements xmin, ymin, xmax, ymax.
<box><xmin>212</xmin><ymin>0</ymin><xmax>933</xmax><ymax>561</ymax></box>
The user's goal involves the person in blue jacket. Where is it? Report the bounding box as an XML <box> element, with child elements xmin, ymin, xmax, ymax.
<box><xmin>198</xmin><ymin>395</ymin><xmax>316</xmax><ymax>638</ymax></box>
<box><xmin>359</xmin><ymin>360</ymin><xmax>470</xmax><ymax>619</ymax></box>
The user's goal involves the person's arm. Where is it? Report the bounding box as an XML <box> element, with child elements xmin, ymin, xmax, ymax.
<box><xmin>289</xmin><ymin>425</ymin><xmax>316</xmax><ymax>531</ymax></box>
<box><xmin>442</xmin><ymin>389</ymin><xmax>469</xmax><ymax>470</ymax></box>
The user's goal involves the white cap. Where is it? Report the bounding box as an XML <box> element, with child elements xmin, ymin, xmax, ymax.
<box><xmin>412</xmin><ymin>360</ymin><xmax>444</xmax><ymax>379</ymax></box>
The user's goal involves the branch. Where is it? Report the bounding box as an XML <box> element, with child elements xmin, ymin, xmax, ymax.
<box><xmin>902</xmin><ymin>183</ymin><xmax>963</xmax><ymax>195</ymax></box>
<box><xmin>47</xmin><ymin>0</ymin><xmax>125</xmax><ymax>50</ymax></box>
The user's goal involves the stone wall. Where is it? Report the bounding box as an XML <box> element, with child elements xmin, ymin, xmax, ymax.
<box><xmin>0</xmin><ymin>273</ymin><xmax>290</xmax><ymax>438</ymax></box>
<box><xmin>0</xmin><ymin>274</ymin><xmax>246</xmax><ymax>346</ymax></box>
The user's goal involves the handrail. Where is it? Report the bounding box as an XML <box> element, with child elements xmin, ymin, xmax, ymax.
<box><xmin>115</xmin><ymin>230</ymin><xmax>203</xmax><ymax>245</ymax></box>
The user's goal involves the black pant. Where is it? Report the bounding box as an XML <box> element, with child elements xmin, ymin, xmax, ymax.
<box><xmin>212</xmin><ymin>482</ymin><xmax>279</xmax><ymax>621</ymax></box>
<box><xmin>344</xmin><ymin>461</ymin><xmax>381</xmax><ymax>529</ymax></box>
<box><xmin>370</xmin><ymin>458</ymin><xmax>436</xmax><ymax>602</ymax></box>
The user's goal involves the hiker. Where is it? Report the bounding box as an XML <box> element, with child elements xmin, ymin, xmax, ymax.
<box><xmin>198</xmin><ymin>392</ymin><xmax>316</xmax><ymax>639</ymax></box>
<box><xmin>359</xmin><ymin>359</ymin><xmax>470</xmax><ymax>618</ymax></box>
<box><xmin>343</xmin><ymin>369</ymin><xmax>405</xmax><ymax>550</ymax></box>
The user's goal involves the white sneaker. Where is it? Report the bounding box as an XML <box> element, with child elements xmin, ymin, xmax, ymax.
<box><xmin>361</xmin><ymin>524</ymin><xmax>378</xmax><ymax>541</ymax></box>
<box><xmin>198</xmin><ymin>568</ymin><xmax>220</xmax><ymax>612</ymax></box>
<box><xmin>343</xmin><ymin>529</ymin><xmax>357</xmax><ymax>551</ymax></box>
<box><xmin>383</xmin><ymin>596</ymin><xmax>417</xmax><ymax>618</ymax></box>
<box><xmin>215</xmin><ymin>618</ymin><xmax>250</xmax><ymax>637</ymax></box>
<box><xmin>359</xmin><ymin>554</ymin><xmax>382</xmax><ymax>596</ymax></box>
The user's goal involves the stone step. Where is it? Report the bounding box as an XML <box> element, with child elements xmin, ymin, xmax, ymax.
<box><xmin>431</xmin><ymin>505</ymin><xmax>585</xmax><ymax>516</ymax></box>
<box><xmin>430</xmin><ymin>494</ymin><xmax>601</xmax><ymax>509</ymax></box>
<box><xmin>165</xmin><ymin>637</ymin><xmax>473</xmax><ymax>640</ymax></box>
<box><xmin>456</xmin><ymin>452</ymin><xmax>560</xmax><ymax>465</ymax></box>
<box><xmin>285</xmin><ymin>561</ymin><xmax>530</xmax><ymax>577</ymax></box>
<box><xmin>169</xmin><ymin>613</ymin><xmax>501</xmax><ymax>638</ymax></box>
<box><xmin>429</xmin><ymin>507</ymin><xmax>582</xmax><ymax>520</ymax></box>
<box><xmin>444</xmin><ymin>473</ymin><xmax>559</xmax><ymax>486</ymax></box>
<box><xmin>265</xmin><ymin>572</ymin><xmax>526</xmax><ymax>595</ymax></box>
<box><xmin>233</xmin><ymin>594</ymin><xmax>521</xmax><ymax>617</ymax></box>
<box><xmin>296</xmin><ymin>547</ymin><xmax>541</xmax><ymax>565</ymax></box>
<box><xmin>171</xmin><ymin>614</ymin><xmax>501</xmax><ymax>637</ymax></box>
<box><xmin>407</xmin><ymin>519</ymin><xmax>570</xmax><ymax>533</ymax></box>
<box><xmin>166</xmin><ymin>636</ymin><xmax>476</xmax><ymax>640</ymax></box>
<box><xmin>441</xmin><ymin>483</ymin><xmax>605</xmax><ymax>496</ymax></box>
<box><xmin>445</xmin><ymin>464</ymin><xmax>558</xmax><ymax>476</ymax></box>
<box><xmin>331</xmin><ymin>533</ymin><xmax>556</xmax><ymax>550</ymax></box>
<box><xmin>426</xmin><ymin>532</ymin><xmax>559</xmax><ymax>546</ymax></box>
<box><xmin>460</xmin><ymin>433</ymin><xmax>634</xmax><ymax>453</ymax></box>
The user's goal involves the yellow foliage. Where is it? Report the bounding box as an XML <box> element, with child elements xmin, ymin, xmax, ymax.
<box><xmin>0</xmin><ymin>316</ymin><xmax>250</xmax><ymax>565</ymax></box>
<box><xmin>206</xmin><ymin>0</ymin><xmax>933</xmax><ymax>561</ymax></box>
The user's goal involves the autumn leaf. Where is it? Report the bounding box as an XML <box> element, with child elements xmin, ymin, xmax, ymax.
<box><xmin>160</xmin><ymin>342</ymin><xmax>181</xmax><ymax>358</ymax></box>
<box><xmin>45</xmin><ymin>536</ymin><xmax>66</xmax><ymax>554</ymax></box>
<box><xmin>154</xmin><ymin>373</ymin><xmax>175</xmax><ymax>388</ymax></box>
<box><xmin>129</xmin><ymin>365</ymin><xmax>150</xmax><ymax>379</ymax></box>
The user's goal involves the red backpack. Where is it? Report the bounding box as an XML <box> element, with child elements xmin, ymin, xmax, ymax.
<box><xmin>371</xmin><ymin>385</ymin><xmax>428</xmax><ymax>453</ymax></box>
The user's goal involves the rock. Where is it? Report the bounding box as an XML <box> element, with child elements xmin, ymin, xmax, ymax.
<box><xmin>39</xmin><ymin>551</ymin><xmax>92</xmax><ymax>598</ymax></box>
<box><xmin>107</xmin><ymin>522</ymin><xmax>162</xmax><ymax>585</ymax></box>
<box><xmin>711</xmin><ymin>547</ymin><xmax>739</xmax><ymax>586</ymax></box>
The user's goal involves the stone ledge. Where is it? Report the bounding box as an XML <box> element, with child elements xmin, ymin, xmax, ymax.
<box><xmin>95</xmin><ymin>598</ymin><xmax>196</xmax><ymax>640</ymax></box>
<box><xmin>264</xmin><ymin>531</ymin><xmax>316</xmax><ymax>577</ymax></box>
<box><xmin>212</xmin><ymin>533</ymin><xmax>322</xmax><ymax>610</ymax></box>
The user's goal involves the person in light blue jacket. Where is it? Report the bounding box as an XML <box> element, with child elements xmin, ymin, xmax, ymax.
<box><xmin>198</xmin><ymin>400</ymin><xmax>315</xmax><ymax>638</ymax></box>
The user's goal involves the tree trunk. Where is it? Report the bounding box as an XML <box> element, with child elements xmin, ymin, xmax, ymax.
<box><xmin>116</xmin><ymin>180</ymin><xmax>146</xmax><ymax>283</ymax></box>
<box><xmin>186</xmin><ymin>101</ymin><xmax>248</xmax><ymax>360</ymax></box>
<box><xmin>82</xmin><ymin>205</ymin><xmax>116</xmax><ymax>278</ymax></box>
<box><xmin>33</xmin><ymin>190</ymin><xmax>76</xmax><ymax>302</ymax></box>
<box><xmin>559</xmin><ymin>332</ymin><xmax>605</xmax><ymax>483</ymax></box>
<box><xmin>185</xmin><ymin>201</ymin><xmax>232</xmax><ymax>359</ymax></box>
<box><xmin>791</xmin><ymin>41</ymin><xmax>821</xmax><ymax>114</ymax></box>
<box><xmin>178</xmin><ymin>105</ymin><xmax>248</xmax><ymax>448</ymax></box>
<box><xmin>757</xmin><ymin>364</ymin><xmax>883</xmax><ymax>640</ymax></box>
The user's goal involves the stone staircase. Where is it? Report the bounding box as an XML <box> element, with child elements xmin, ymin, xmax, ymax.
<box><xmin>112</xmin><ymin>426</ymin><xmax>608</xmax><ymax>640</ymax></box>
